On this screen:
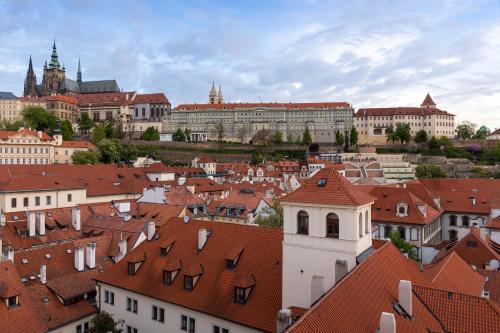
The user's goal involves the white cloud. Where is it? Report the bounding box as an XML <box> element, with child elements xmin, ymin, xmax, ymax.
<box><xmin>437</xmin><ymin>57</ymin><xmax>461</xmax><ymax>65</ymax></box>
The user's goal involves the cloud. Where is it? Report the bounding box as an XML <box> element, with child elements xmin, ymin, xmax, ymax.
<box><xmin>437</xmin><ymin>57</ymin><xmax>461</xmax><ymax>65</ymax></box>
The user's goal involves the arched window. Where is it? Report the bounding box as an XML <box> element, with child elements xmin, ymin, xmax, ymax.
<box><xmin>326</xmin><ymin>213</ymin><xmax>339</xmax><ymax>238</ymax></box>
<box><xmin>358</xmin><ymin>213</ymin><xmax>363</xmax><ymax>237</ymax></box>
<box><xmin>365</xmin><ymin>211</ymin><xmax>369</xmax><ymax>234</ymax></box>
<box><xmin>297</xmin><ymin>211</ymin><xmax>309</xmax><ymax>235</ymax></box>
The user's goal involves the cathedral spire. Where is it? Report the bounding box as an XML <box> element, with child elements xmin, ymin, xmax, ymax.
<box><xmin>49</xmin><ymin>39</ymin><xmax>61</xmax><ymax>69</ymax></box>
<box><xmin>217</xmin><ymin>85</ymin><xmax>224</xmax><ymax>104</ymax></box>
<box><xmin>28</xmin><ymin>54</ymin><xmax>34</xmax><ymax>72</ymax></box>
<box><xmin>209</xmin><ymin>81</ymin><xmax>218</xmax><ymax>104</ymax></box>
<box><xmin>24</xmin><ymin>55</ymin><xmax>37</xmax><ymax>97</ymax></box>
<box><xmin>77</xmin><ymin>58</ymin><xmax>82</xmax><ymax>84</ymax></box>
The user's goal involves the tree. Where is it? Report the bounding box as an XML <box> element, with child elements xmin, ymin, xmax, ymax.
<box><xmin>213</xmin><ymin>121</ymin><xmax>225</xmax><ymax>143</ymax></box>
<box><xmin>97</xmin><ymin>139</ymin><xmax>122</xmax><ymax>164</ymax></box>
<box><xmin>488</xmin><ymin>142</ymin><xmax>500</xmax><ymax>162</ymax></box>
<box><xmin>78</xmin><ymin>113</ymin><xmax>94</xmax><ymax>136</ymax></box>
<box><xmin>286</xmin><ymin>132</ymin><xmax>294</xmax><ymax>143</ymax></box>
<box><xmin>104</xmin><ymin>119</ymin><xmax>122</xmax><ymax>139</ymax></box>
<box><xmin>237</xmin><ymin>126</ymin><xmax>248</xmax><ymax>143</ymax></box>
<box><xmin>415</xmin><ymin>130</ymin><xmax>428</xmax><ymax>143</ymax></box>
<box><xmin>22</xmin><ymin>106</ymin><xmax>57</xmax><ymax>133</ymax></box>
<box><xmin>336</xmin><ymin>131</ymin><xmax>345</xmax><ymax>146</ymax></box>
<box><xmin>72</xmin><ymin>150</ymin><xmax>101</xmax><ymax>164</ymax></box>
<box><xmin>61</xmin><ymin>120</ymin><xmax>73</xmax><ymax>141</ymax></box>
<box><xmin>184</xmin><ymin>128</ymin><xmax>191</xmax><ymax>142</ymax></box>
<box><xmin>140</xmin><ymin>127</ymin><xmax>160</xmax><ymax>141</ymax></box>
<box><xmin>388</xmin><ymin>231</ymin><xmax>418</xmax><ymax>261</ymax></box>
<box><xmin>473</xmin><ymin>125</ymin><xmax>491</xmax><ymax>140</ymax></box>
<box><xmin>386</xmin><ymin>127</ymin><xmax>397</xmax><ymax>144</ymax></box>
<box><xmin>302</xmin><ymin>127</ymin><xmax>312</xmax><ymax>145</ymax></box>
<box><xmin>415</xmin><ymin>164</ymin><xmax>447</xmax><ymax>178</ymax></box>
<box><xmin>89</xmin><ymin>311</ymin><xmax>123</xmax><ymax>333</ymax></box>
<box><xmin>251</xmin><ymin>151</ymin><xmax>264</xmax><ymax>165</ymax></box>
<box><xmin>0</xmin><ymin>119</ymin><xmax>25</xmax><ymax>131</ymax></box>
<box><xmin>273</xmin><ymin>131</ymin><xmax>283</xmax><ymax>145</ymax></box>
<box><xmin>428</xmin><ymin>136</ymin><xmax>439</xmax><ymax>149</ymax></box>
<box><xmin>252</xmin><ymin>129</ymin><xmax>273</xmax><ymax>146</ymax></box>
<box><xmin>349</xmin><ymin>126</ymin><xmax>358</xmax><ymax>146</ymax></box>
<box><xmin>253</xmin><ymin>198</ymin><xmax>283</xmax><ymax>228</ymax></box>
<box><xmin>120</xmin><ymin>144</ymin><xmax>139</xmax><ymax>163</ymax></box>
<box><xmin>395</xmin><ymin>123</ymin><xmax>411</xmax><ymax>143</ymax></box>
<box><xmin>456</xmin><ymin>121</ymin><xmax>476</xmax><ymax>140</ymax></box>
<box><xmin>172</xmin><ymin>128</ymin><xmax>186</xmax><ymax>142</ymax></box>
<box><xmin>92</xmin><ymin>123</ymin><xmax>107</xmax><ymax>145</ymax></box>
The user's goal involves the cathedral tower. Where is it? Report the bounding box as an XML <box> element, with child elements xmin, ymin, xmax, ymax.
<box><xmin>217</xmin><ymin>85</ymin><xmax>224</xmax><ymax>104</ymax></box>
<box><xmin>41</xmin><ymin>40</ymin><xmax>66</xmax><ymax>96</ymax></box>
<box><xmin>77</xmin><ymin>58</ymin><xmax>82</xmax><ymax>84</ymax></box>
<box><xmin>23</xmin><ymin>55</ymin><xmax>37</xmax><ymax>97</ymax></box>
<box><xmin>209</xmin><ymin>81</ymin><xmax>218</xmax><ymax>104</ymax></box>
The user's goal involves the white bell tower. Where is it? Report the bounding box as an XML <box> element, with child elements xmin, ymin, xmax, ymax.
<box><xmin>281</xmin><ymin>168</ymin><xmax>375</xmax><ymax>309</ymax></box>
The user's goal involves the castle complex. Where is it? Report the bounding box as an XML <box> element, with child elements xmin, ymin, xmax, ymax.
<box><xmin>23</xmin><ymin>41</ymin><xmax>120</xmax><ymax>97</ymax></box>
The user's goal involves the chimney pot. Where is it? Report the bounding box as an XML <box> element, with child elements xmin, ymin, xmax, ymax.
<box><xmin>27</xmin><ymin>212</ymin><xmax>36</xmax><ymax>237</ymax></box>
<box><xmin>276</xmin><ymin>308</ymin><xmax>292</xmax><ymax>333</ymax></box>
<box><xmin>198</xmin><ymin>228</ymin><xmax>208</xmax><ymax>250</ymax></box>
<box><xmin>118</xmin><ymin>238</ymin><xmax>127</xmax><ymax>262</ymax></box>
<box><xmin>74</xmin><ymin>246</ymin><xmax>84</xmax><ymax>272</ymax></box>
<box><xmin>36</xmin><ymin>212</ymin><xmax>46</xmax><ymax>236</ymax></box>
<box><xmin>147</xmin><ymin>221</ymin><xmax>155</xmax><ymax>241</ymax></box>
<box><xmin>398</xmin><ymin>280</ymin><xmax>413</xmax><ymax>317</ymax></box>
<box><xmin>379</xmin><ymin>312</ymin><xmax>396</xmax><ymax>333</ymax></box>
<box><xmin>85</xmin><ymin>243</ymin><xmax>96</xmax><ymax>269</ymax></box>
<box><xmin>40</xmin><ymin>265</ymin><xmax>47</xmax><ymax>284</ymax></box>
<box><xmin>72</xmin><ymin>207</ymin><xmax>81</xmax><ymax>231</ymax></box>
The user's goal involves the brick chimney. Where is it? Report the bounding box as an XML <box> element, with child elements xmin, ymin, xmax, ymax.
<box><xmin>74</xmin><ymin>246</ymin><xmax>84</xmax><ymax>271</ymax></box>
<box><xmin>399</xmin><ymin>280</ymin><xmax>413</xmax><ymax>317</ymax></box>
<box><xmin>85</xmin><ymin>243</ymin><xmax>96</xmax><ymax>269</ymax></box>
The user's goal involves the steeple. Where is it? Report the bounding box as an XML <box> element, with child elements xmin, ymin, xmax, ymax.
<box><xmin>217</xmin><ymin>85</ymin><xmax>224</xmax><ymax>104</ymax></box>
<box><xmin>77</xmin><ymin>58</ymin><xmax>82</xmax><ymax>84</ymax></box>
<box><xmin>420</xmin><ymin>93</ymin><xmax>436</xmax><ymax>109</ymax></box>
<box><xmin>49</xmin><ymin>39</ymin><xmax>61</xmax><ymax>69</ymax></box>
<box><xmin>23</xmin><ymin>55</ymin><xmax>37</xmax><ymax>97</ymax></box>
<box><xmin>209</xmin><ymin>81</ymin><xmax>218</xmax><ymax>104</ymax></box>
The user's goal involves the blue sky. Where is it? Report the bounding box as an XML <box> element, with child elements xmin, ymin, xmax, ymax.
<box><xmin>1</xmin><ymin>0</ymin><xmax>500</xmax><ymax>128</ymax></box>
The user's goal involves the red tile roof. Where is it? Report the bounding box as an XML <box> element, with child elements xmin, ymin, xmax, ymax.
<box><xmin>477</xmin><ymin>268</ymin><xmax>500</xmax><ymax>306</ymax></box>
<box><xmin>45</xmin><ymin>94</ymin><xmax>77</xmax><ymax>104</ymax></box>
<box><xmin>77</xmin><ymin>92</ymin><xmax>136</xmax><ymax>107</ymax></box>
<box><xmin>134</xmin><ymin>93</ymin><xmax>169</xmax><ymax>104</ymax></box>
<box><xmin>198</xmin><ymin>156</ymin><xmax>215</xmax><ymax>163</ymax></box>
<box><xmin>59</xmin><ymin>140</ymin><xmax>95</xmax><ymax>149</ymax></box>
<box><xmin>282</xmin><ymin>168</ymin><xmax>375</xmax><ymax>206</ymax></box>
<box><xmin>287</xmin><ymin>242</ymin><xmax>442</xmax><ymax>333</ymax></box>
<box><xmin>423</xmin><ymin>252</ymin><xmax>485</xmax><ymax>296</ymax></box>
<box><xmin>421</xmin><ymin>93</ymin><xmax>436</xmax><ymax>107</ymax></box>
<box><xmin>0</xmin><ymin>129</ymin><xmax>52</xmax><ymax>141</ymax></box>
<box><xmin>413</xmin><ymin>285</ymin><xmax>500</xmax><ymax>333</ymax></box>
<box><xmin>95</xmin><ymin>217</ymin><xmax>283</xmax><ymax>332</ymax></box>
<box><xmin>355</xmin><ymin>107</ymin><xmax>453</xmax><ymax>117</ymax></box>
<box><xmin>176</xmin><ymin>102</ymin><xmax>351</xmax><ymax>111</ymax></box>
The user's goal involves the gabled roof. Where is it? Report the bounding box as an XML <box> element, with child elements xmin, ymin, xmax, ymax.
<box><xmin>421</xmin><ymin>93</ymin><xmax>436</xmax><ymax>107</ymax></box>
<box><xmin>59</xmin><ymin>140</ymin><xmax>94</xmax><ymax>149</ymax></box>
<box><xmin>0</xmin><ymin>92</ymin><xmax>17</xmax><ymax>99</ymax></box>
<box><xmin>354</xmin><ymin>107</ymin><xmax>452</xmax><ymax>117</ymax></box>
<box><xmin>413</xmin><ymin>285</ymin><xmax>500</xmax><ymax>333</ymax></box>
<box><xmin>134</xmin><ymin>93</ymin><xmax>169</xmax><ymax>104</ymax></box>
<box><xmin>0</xmin><ymin>129</ymin><xmax>52</xmax><ymax>141</ymax></box>
<box><xmin>282</xmin><ymin>168</ymin><xmax>375</xmax><ymax>206</ymax></box>
<box><xmin>287</xmin><ymin>242</ymin><xmax>442</xmax><ymax>333</ymax></box>
<box><xmin>175</xmin><ymin>102</ymin><xmax>351</xmax><ymax>111</ymax></box>
<box><xmin>95</xmin><ymin>217</ymin><xmax>283</xmax><ymax>333</ymax></box>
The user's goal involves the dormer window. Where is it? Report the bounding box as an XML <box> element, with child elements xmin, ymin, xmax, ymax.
<box><xmin>184</xmin><ymin>276</ymin><xmax>194</xmax><ymax>290</ymax></box>
<box><xmin>396</xmin><ymin>203</ymin><xmax>408</xmax><ymax>217</ymax></box>
<box><xmin>159</xmin><ymin>240</ymin><xmax>174</xmax><ymax>257</ymax></box>
<box><xmin>183</xmin><ymin>264</ymin><xmax>203</xmax><ymax>291</ymax></box>
<box><xmin>225</xmin><ymin>247</ymin><xmax>244</xmax><ymax>270</ymax></box>
<box><xmin>127</xmin><ymin>252</ymin><xmax>146</xmax><ymax>276</ymax></box>
<box><xmin>7</xmin><ymin>296</ymin><xmax>18</xmax><ymax>308</ymax></box>
<box><xmin>234</xmin><ymin>275</ymin><xmax>255</xmax><ymax>304</ymax></box>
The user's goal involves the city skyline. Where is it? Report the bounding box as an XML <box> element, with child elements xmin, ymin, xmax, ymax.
<box><xmin>1</xmin><ymin>0</ymin><xmax>500</xmax><ymax>128</ymax></box>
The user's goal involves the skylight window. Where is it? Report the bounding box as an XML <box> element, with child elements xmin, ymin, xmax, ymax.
<box><xmin>318</xmin><ymin>179</ymin><xmax>327</xmax><ymax>187</ymax></box>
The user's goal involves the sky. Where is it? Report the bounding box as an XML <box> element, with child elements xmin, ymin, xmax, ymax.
<box><xmin>1</xmin><ymin>0</ymin><xmax>500</xmax><ymax>128</ymax></box>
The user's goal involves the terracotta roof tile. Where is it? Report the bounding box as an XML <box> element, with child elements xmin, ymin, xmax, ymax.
<box><xmin>176</xmin><ymin>102</ymin><xmax>351</xmax><ymax>111</ymax></box>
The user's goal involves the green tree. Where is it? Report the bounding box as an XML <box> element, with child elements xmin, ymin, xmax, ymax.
<box><xmin>456</xmin><ymin>121</ymin><xmax>476</xmax><ymax>140</ymax></box>
<box><xmin>273</xmin><ymin>131</ymin><xmax>283</xmax><ymax>145</ymax></box>
<box><xmin>388</xmin><ymin>231</ymin><xmax>418</xmax><ymax>261</ymax></box>
<box><xmin>473</xmin><ymin>125</ymin><xmax>491</xmax><ymax>140</ymax></box>
<box><xmin>172</xmin><ymin>128</ymin><xmax>186</xmax><ymax>141</ymax></box>
<box><xmin>428</xmin><ymin>136</ymin><xmax>439</xmax><ymax>149</ymax></box>
<box><xmin>253</xmin><ymin>198</ymin><xmax>283</xmax><ymax>228</ymax></box>
<box><xmin>72</xmin><ymin>150</ymin><xmax>100</xmax><ymax>164</ymax></box>
<box><xmin>214</xmin><ymin>121</ymin><xmax>225</xmax><ymax>142</ymax></box>
<box><xmin>60</xmin><ymin>120</ymin><xmax>73</xmax><ymax>141</ymax></box>
<box><xmin>237</xmin><ymin>126</ymin><xmax>248</xmax><ymax>143</ymax></box>
<box><xmin>104</xmin><ymin>119</ymin><xmax>121</xmax><ymax>139</ymax></box>
<box><xmin>349</xmin><ymin>126</ymin><xmax>358</xmax><ymax>146</ymax></box>
<box><xmin>89</xmin><ymin>311</ymin><xmax>123</xmax><ymax>333</ymax></box>
<box><xmin>302</xmin><ymin>127</ymin><xmax>312</xmax><ymax>145</ymax></box>
<box><xmin>395</xmin><ymin>123</ymin><xmax>411</xmax><ymax>143</ymax></box>
<box><xmin>184</xmin><ymin>128</ymin><xmax>191</xmax><ymax>142</ymax></box>
<box><xmin>415</xmin><ymin>164</ymin><xmax>447</xmax><ymax>178</ymax></box>
<box><xmin>488</xmin><ymin>142</ymin><xmax>500</xmax><ymax>162</ymax></box>
<box><xmin>78</xmin><ymin>112</ymin><xmax>94</xmax><ymax>136</ymax></box>
<box><xmin>97</xmin><ymin>139</ymin><xmax>122</xmax><ymax>163</ymax></box>
<box><xmin>92</xmin><ymin>123</ymin><xmax>107</xmax><ymax>145</ymax></box>
<box><xmin>120</xmin><ymin>144</ymin><xmax>139</xmax><ymax>162</ymax></box>
<box><xmin>251</xmin><ymin>151</ymin><xmax>264</xmax><ymax>165</ymax></box>
<box><xmin>386</xmin><ymin>128</ymin><xmax>398</xmax><ymax>144</ymax></box>
<box><xmin>415</xmin><ymin>130</ymin><xmax>428</xmax><ymax>143</ymax></box>
<box><xmin>140</xmin><ymin>127</ymin><xmax>160</xmax><ymax>141</ymax></box>
<box><xmin>336</xmin><ymin>131</ymin><xmax>345</xmax><ymax>146</ymax></box>
<box><xmin>0</xmin><ymin>119</ymin><xmax>25</xmax><ymax>131</ymax></box>
<box><xmin>22</xmin><ymin>106</ymin><xmax>57</xmax><ymax>133</ymax></box>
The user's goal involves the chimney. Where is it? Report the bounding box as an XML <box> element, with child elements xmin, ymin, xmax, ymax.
<box><xmin>379</xmin><ymin>312</ymin><xmax>396</xmax><ymax>333</ymax></box>
<box><xmin>472</xmin><ymin>197</ymin><xmax>477</xmax><ymax>206</ymax></box>
<box><xmin>0</xmin><ymin>212</ymin><xmax>5</xmax><ymax>226</ymax></box>
<box><xmin>178</xmin><ymin>177</ymin><xmax>186</xmax><ymax>186</ymax></box>
<box><xmin>27</xmin><ymin>212</ymin><xmax>36</xmax><ymax>237</ymax></box>
<box><xmin>40</xmin><ymin>265</ymin><xmax>47</xmax><ymax>284</ymax></box>
<box><xmin>36</xmin><ymin>212</ymin><xmax>46</xmax><ymax>236</ymax></box>
<box><xmin>198</xmin><ymin>228</ymin><xmax>208</xmax><ymax>250</ymax></box>
<box><xmin>0</xmin><ymin>237</ymin><xmax>2</xmax><ymax>261</ymax></box>
<box><xmin>147</xmin><ymin>221</ymin><xmax>155</xmax><ymax>241</ymax></box>
<box><xmin>37</xmin><ymin>131</ymin><xmax>43</xmax><ymax>138</ymax></box>
<box><xmin>74</xmin><ymin>246</ymin><xmax>84</xmax><ymax>271</ymax></box>
<box><xmin>118</xmin><ymin>237</ymin><xmax>127</xmax><ymax>261</ymax></box>
<box><xmin>398</xmin><ymin>280</ymin><xmax>413</xmax><ymax>317</ymax></box>
<box><xmin>6</xmin><ymin>247</ymin><xmax>14</xmax><ymax>262</ymax></box>
<box><xmin>72</xmin><ymin>207</ymin><xmax>81</xmax><ymax>231</ymax></box>
<box><xmin>276</xmin><ymin>308</ymin><xmax>292</xmax><ymax>333</ymax></box>
<box><xmin>86</xmin><ymin>243</ymin><xmax>96</xmax><ymax>269</ymax></box>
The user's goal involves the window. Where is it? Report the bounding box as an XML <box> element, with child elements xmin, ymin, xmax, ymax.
<box><xmin>365</xmin><ymin>211</ymin><xmax>369</xmax><ymax>234</ymax></box>
<box><xmin>181</xmin><ymin>315</ymin><xmax>195</xmax><ymax>333</ymax></box>
<box><xmin>326</xmin><ymin>213</ymin><xmax>339</xmax><ymax>238</ymax></box>
<box><xmin>128</xmin><ymin>262</ymin><xmax>136</xmax><ymax>276</ymax></box>
<box><xmin>104</xmin><ymin>290</ymin><xmax>114</xmax><ymax>305</ymax></box>
<box><xmin>398</xmin><ymin>206</ymin><xmax>406</xmax><ymax>215</ymax></box>
<box><xmin>297</xmin><ymin>211</ymin><xmax>309</xmax><ymax>235</ymax></box>
<box><xmin>11</xmin><ymin>198</ymin><xmax>16</xmax><ymax>208</ymax></box>
<box><xmin>46</xmin><ymin>196</ymin><xmax>52</xmax><ymax>205</ymax></box>
<box><xmin>163</xmin><ymin>270</ymin><xmax>177</xmax><ymax>285</ymax></box>
<box><xmin>152</xmin><ymin>305</ymin><xmax>165</xmax><ymax>323</ymax></box>
<box><xmin>398</xmin><ymin>227</ymin><xmax>406</xmax><ymax>239</ymax></box>
<box><xmin>126</xmin><ymin>326</ymin><xmax>138</xmax><ymax>333</ymax></box>
<box><xmin>235</xmin><ymin>287</ymin><xmax>247</xmax><ymax>304</ymax></box>
<box><xmin>213</xmin><ymin>325</ymin><xmax>229</xmax><ymax>333</ymax></box>
<box><xmin>462</xmin><ymin>216</ymin><xmax>470</xmax><ymax>227</ymax></box>
<box><xmin>76</xmin><ymin>324</ymin><xmax>82</xmax><ymax>333</ymax></box>
<box><xmin>358</xmin><ymin>213</ymin><xmax>363</xmax><ymax>237</ymax></box>
<box><xmin>449</xmin><ymin>215</ymin><xmax>457</xmax><ymax>226</ymax></box>
<box><xmin>184</xmin><ymin>276</ymin><xmax>194</xmax><ymax>290</ymax></box>
<box><xmin>384</xmin><ymin>225</ymin><xmax>393</xmax><ymax>238</ymax></box>
<box><xmin>67</xmin><ymin>193</ymin><xmax>72</xmax><ymax>202</ymax></box>
<box><xmin>7</xmin><ymin>296</ymin><xmax>18</xmax><ymax>307</ymax></box>
<box><xmin>35</xmin><ymin>196</ymin><xmax>40</xmax><ymax>206</ymax></box>
<box><xmin>126</xmin><ymin>297</ymin><xmax>138</xmax><ymax>313</ymax></box>
<box><xmin>410</xmin><ymin>228</ymin><xmax>418</xmax><ymax>241</ymax></box>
